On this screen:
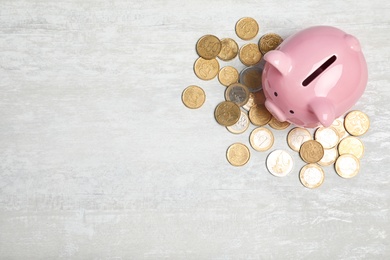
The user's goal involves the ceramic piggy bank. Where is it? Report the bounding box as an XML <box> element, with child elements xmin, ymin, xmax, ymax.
<box><xmin>262</xmin><ymin>26</ymin><xmax>368</xmax><ymax>128</ymax></box>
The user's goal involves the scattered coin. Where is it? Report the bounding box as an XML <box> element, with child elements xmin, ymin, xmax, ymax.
<box><xmin>218</xmin><ymin>66</ymin><xmax>239</xmax><ymax>87</ymax></box>
<box><xmin>239</xmin><ymin>43</ymin><xmax>262</xmax><ymax>66</ymax></box>
<box><xmin>235</xmin><ymin>17</ymin><xmax>259</xmax><ymax>40</ymax></box>
<box><xmin>194</xmin><ymin>57</ymin><xmax>220</xmax><ymax>80</ymax></box>
<box><xmin>226</xmin><ymin>143</ymin><xmax>250</xmax><ymax>166</ymax></box>
<box><xmin>225</xmin><ymin>83</ymin><xmax>250</xmax><ymax>107</ymax></box>
<box><xmin>196</xmin><ymin>34</ymin><xmax>222</xmax><ymax>60</ymax></box>
<box><xmin>249</xmin><ymin>104</ymin><xmax>272</xmax><ymax>126</ymax></box>
<box><xmin>335</xmin><ymin>154</ymin><xmax>360</xmax><ymax>178</ymax></box>
<box><xmin>299</xmin><ymin>164</ymin><xmax>325</xmax><ymax>189</ymax></box>
<box><xmin>226</xmin><ymin>110</ymin><xmax>250</xmax><ymax>134</ymax></box>
<box><xmin>214</xmin><ymin>101</ymin><xmax>241</xmax><ymax>126</ymax></box>
<box><xmin>259</xmin><ymin>33</ymin><xmax>283</xmax><ymax>54</ymax></box>
<box><xmin>338</xmin><ymin>136</ymin><xmax>364</xmax><ymax>159</ymax></box>
<box><xmin>331</xmin><ymin>117</ymin><xmax>349</xmax><ymax>139</ymax></box>
<box><xmin>344</xmin><ymin>110</ymin><xmax>370</xmax><ymax>136</ymax></box>
<box><xmin>299</xmin><ymin>140</ymin><xmax>324</xmax><ymax>164</ymax></box>
<box><xmin>239</xmin><ymin>66</ymin><xmax>263</xmax><ymax>92</ymax></box>
<box><xmin>249</xmin><ymin>127</ymin><xmax>274</xmax><ymax>151</ymax></box>
<box><xmin>315</xmin><ymin>126</ymin><xmax>340</xmax><ymax>149</ymax></box>
<box><xmin>182</xmin><ymin>85</ymin><xmax>206</xmax><ymax>109</ymax></box>
<box><xmin>318</xmin><ymin>147</ymin><xmax>339</xmax><ymax>167</ymax></box>
<box><xmin>218</xmin><ymin>38</ymin><xmax>239</xmax><ymax>61</ymax></box>
<box><xmin>287</xmin><ymin>127</ymin><xmax>312</xmax><ymax>152</ymax></box>
<box><xmin>243</xmin><ymin>90</ymin><xmax>266</xmax><ymax>111</ymax></box>
<box><xmin>268</xmin><ymin>116</ymin><xmax>291</xmax><ymax>130</ymax></box>
<box><xmin>266</xmin><ymin>150</ymin><xmax>294</xmax><ymax>177</ymax></box>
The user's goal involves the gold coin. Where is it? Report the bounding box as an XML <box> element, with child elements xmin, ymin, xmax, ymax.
<box><xmin>217</xmin><ymin>38</ymin><xmax>239</xmax><ymax>61</ymax></box>
<box><xmin>299</xmin><ymin>164</ymin><xmax>325</xmax><ymax>189</ymax></box>
<box><xmin>214</xmin><ymin>101</ymin><xmax>241</xmax><ymax>126</ymax></box>
<box><xmin>239</xmin><ymin>43</ymin><xmax>262</xmax><ymax>66</ymax></box>
<box><xmin>243</xmin><ymin>90</ymin><xmax>266</xmax><ymax>111</ymax></box>
<box><xmin>226</xmin><ymin>143</ymin><xmax>250</xmax><ymax>166</ymax></box>
<box><xmin>196</xmin><ymin>34</ymin><xmax>222</xmax><ymax>60</ymax></box>
<box><xmin>239</xmin><ymin>66</ymin><xmax>263</xmax><ymax>92</ymax></box>
<box><xmin>314</xmin><ymin>126</ymin><xmax>340</xmax><ymax>149</ymax></box>
<box><xmin>299</xmin><ymin>140</ymin><xmax>324</xmax><ymax>164</ymax></box>
<box><xmin>226</xmin><ymin>110</ymin><xmax>250</xmax><ymax>134</ymax></box>
<box><xmin>318</xmin><ymin>147</ymin><xmax>339</xmax><ymax>167</ymax></box>
<box><xmin>249</xmin><ymin>127</ymin><xmax>274</xmax><ymax>151</ymax></box>
<box><xmin>268</xmin><ymin>116</ymin><xmax>290</xmax><ymax>130</ymax></box>
<box><xmin>218</xmin><ymin>66</ymin><xmax>239</xmax><ymax>87</ymax></box>
<box><xmin>249</xmin><ymin>104</ymin><xmax>272</xmax><ymax>126</ymax></box>
<box><xmin>235</xmin><ymin>17</ymin><xmax>259</xmax><ymax>40</ymax></box>
<box><xmin>266</xmin><ymin>150</ymin><xmax>294</xmax><ymax>177</ymax></box>
<box><xmin>287</xmin><ymin>127</ymin><xmax>312</xmax><ymax>152</ymax></box>
<box><xmin>194</xmin><ymin>57</ymin><xmax>220</xmax><ymax>80</ymax></box>
<box><xmin>331</xmin><ymin>118</ymin><xmax>349</xmax><ymax>139</ymax></box>
<box><xmin>181</xmin><ymin>85</ymin><xmax>206</xmax><ymax>109</ymax></box>
<box><xmin>344</xmin><ymin>110</ymin><xmax>370</xmax><ymax>136</ymax></box>
<box><xmin>258</xmin><ymin>33</ymin><xmax>283</xmax><ymax>54</ymax></box>
<box><xmin>225</xmin><ymin>83</ymin><xmax>250</xmax><ymax>107</ymax></box>
<box><xmin>335</xmin><ymin>154</ymin><xmax>360</xmax><ymax>178</ymax></box>
<box><xmin>338</xmin><ymin>136</ymin><xmax>364</xmax><ymax>159</ymax></box>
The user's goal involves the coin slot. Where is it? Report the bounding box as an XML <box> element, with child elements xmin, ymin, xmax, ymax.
<box><xmin>302</xmin><ymin>55</ymin><xmax>337</xmax><ymax>87</ymax></box>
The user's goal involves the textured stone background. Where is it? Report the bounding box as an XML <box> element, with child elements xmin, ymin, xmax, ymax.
<box><xmin>0</xmin><ymin>0</ymin><xmax>389</xmax><ymax>259</ymax></box>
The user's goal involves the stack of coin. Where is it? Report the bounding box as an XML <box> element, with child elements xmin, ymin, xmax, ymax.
<box><xmin>181</xmin><ymin>17</ymin><xmax>370</xmax><ymax>188</ymax></box>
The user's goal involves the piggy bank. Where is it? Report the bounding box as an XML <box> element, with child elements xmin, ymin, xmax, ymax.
<box><xmin>262</xmin><ymin>26</ymin><xmax>368</xmax><ymax>128</ymax></box>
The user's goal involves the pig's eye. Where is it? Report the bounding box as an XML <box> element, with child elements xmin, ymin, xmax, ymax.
<box><xmin>289</xmin><ymin>110</ymin><xmax>294</xmax><ymax>114</ymax></box>
<box><xmin>274</xmin><ymin>92</ymin><xmax>278</xmax><ymax>97</ymax></box>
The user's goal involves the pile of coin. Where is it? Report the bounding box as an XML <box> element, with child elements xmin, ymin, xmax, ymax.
<box><xmin>181</xmin><ymin>17</ymin><xmax>370</xmax><ymax>189</ymax></box>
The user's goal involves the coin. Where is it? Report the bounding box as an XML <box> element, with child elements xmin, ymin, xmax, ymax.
<box><xmin>338</xmin><ymin>136</ymin><xmax>364</xmax><ymax>159</ymax></box>
<box><xmin>226</xmin><ymin>110</ymin><xmax>250</xmax><ymax>134</ymax></box>
<box><xmin>181</xmin><ymin>85</ymin><xmax>206</xmax><ymax>109</ymax></box>
<box><xmin>225</xmin><ymin>83</ymin><xmax>250</xmax><ymax>107</ymax></box>
<box><xmin>218</xmin><ymin>66</ymin><xmax>239</xmax><ymax>87</ymax></box>
<box><xmin>318</xmin><ymin>147</ymin><xmax>339</xmax><ymax>166</ymax></box>
<box><xmin>258</xmin><ymin>33</ymin><xmax>283</xmax><ymax>54</ymax></box>
<box><xmin>299</xmin><ymin>140</ymin><xmax>324</xmax><ymax>164</ymax></box>
<box><xmin>299</xmin><ymin>164</ymin><xmax>325</xmax><ymax>189</ymax></box>
<box><xmin>287</xmin><ymin>128</ymin><xmax>312</xmax><ymax>152</ymax></box>
<box><xmin>217</xmin><ymin>38</ymin><xmax>239</xmax><ymax>61</ymax></box>
<box><xmin>235</xmin><ymin>17</ymin><xmax>259</xmax><ymax>40</ymax></box>
<box><xmin>331</xmin><ymin>117</ymin><xmax>349</xmax><ymax>139</ymax></box>
<box><xmin>249</xmin><ymin>104</ymin><xmax>272</xmax><ymax>126</ymax></box>
<box><xmin>196</xmin><ymin>34</ymin><xmax>222</xmax><ymax>60</ymax></box>
<box><xmin>314</xmin><ymin>126</ymin><xmax>340</xmax><ymax>149</ymax></box>
<box><xmin>194</xmin><ymin>57</ymin><xmax>220</xmax><ymax>80</ymax></box>
<box><xmin>239</xmin><ymin>66</ymin><xmax>263</xmax><ymax>92</ymax></box>
<box><xmin>344</xmin><ymin>110</ymin><xmax>370</xmax><ymax>136</ymax></box>
<box><xmin>335</xmin><ymin>154</ymin><xmax>360</xmax><ymax>178</ymax></box>
<box><xmin>266</xmin><ymin>150</ymin><xmax>294</xmax><ymax>177</ymax></box>
<box><xmin>214</xmin><ymin>101</ymin><xmax>241</xmax><ymax>126</ymax></box>
<box><xmin>226</xmin><ymin>143</ymin><xmax>250</xmax><ymax>166</ymax></box>
<box><xmin>249</xmin><ymin>127</ymin><xmax>274</xmax><ymax>151</ymax></box>
<box><xmin>243</xmin><ymin>90</ymin><xmax>266</xmax><ymax>111</ymax></box>
<box><xmin>239</xmin><ymin>43</ymin><xmax>262</xmax><ymax>66</ymax></box>
<box><xmin>268</xmin><ymin>116</ymin><xmax>290</xmax><ymax>130</ymax></box>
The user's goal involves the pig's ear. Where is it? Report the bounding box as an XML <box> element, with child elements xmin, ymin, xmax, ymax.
<box><xmin>309</xmin><ymin>97</ymin><xmax>335</xmax><ymax>127</ymax></box>
<box><xmin>264</xmin><ymin>50</ymin><xmax>292</xmax><ymax>76</ymax></box>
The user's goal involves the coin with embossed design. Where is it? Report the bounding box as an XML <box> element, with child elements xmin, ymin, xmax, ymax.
<box><xmin>239</xmin><ymin>66</ymin><xmax>263</xmax><ymax>92</ymax></box>
<box><xmin>217</xmin><ymin>38</ymin><xmax>239</xmax><ymax>61</ymax></box>
<box><xmin>218</xmin><ymin>66</ymin><xmax>239</xmax><ymax>87</ymax></box>
<box><xmin>299</xmin><ymin>164</ymin><xmax>325</xmax><ymax>189</ymax></box>
<box><xmin>269</xmin><ymin>116</ymin><xmax>291</xmax><ymax>130</ymax></box>
<box><xmin>318</xmin><ymin>147</ymin><xmax>339</xmax><ymax>166</ymax></box>
<box><xmin>194</xmin><ymin>57</ymin><xmax>220</xmax><ymax>80</ymax></box>
<box><xmin>259</xmin><ymin>33</ymin><xmax>283</xmax><ymax>54</ymax></box>
<box><xmin>249</xmin><ymin>127</ymin><xmax>274</xmax><ymax>151</ymax></box>
<box><xmin>214</xmin><ymin>101</ymin><xmax>241</xmax><ymax>126</ymax></box>
<box><xmin>243</xmin><ymin>90</ymin><xmax>266</xmax><ymax>111</ymax></box>
<box><xmin>226</xmin><ymin>110</ymin><xmax>250</xmax><ymax>134</ymax></box>
<box><xmin>266</xmin><ymin>150</ymin><xmax>294</xmax><ymax>177</ymax></box>
<box><xmin>331</xmin><ymin>117</ymin><xmax>349</xmax><ymax>139</ymax></box>
<box><xmin>338</xmin><ymin>136</ymin><xmax>364</xmax><ymax>159</ymax></box>
<box><xmin>182</xmin><ymin>85</ymin><xmax>206</xmax><ymax>109</ymax></box>
<box><xmin>335</xmin><ymin>154</ymin><xmax>360</xmax><ymax>178</ymax></box>
<box><xmin>226</xmin><ymin>143</ymin><xmax>250</xmax><ymax>166</ymax></box>
<box><xmin>314</xmin><ymin>126</ymin><xmax>340</xmax><ymax>149</ymax></box>
<box><xmin>249</xmin><ymin>104</ymin><xmax>272</xmax><ymax>126</ymax></box>
<box><xmin>239</xmin><ymin>43</ymin><xmax>262</xmax><ymax>66</ymax></box>
<box><xmin>196</xmin><ymin>34</ymin><xmax>222</xmax><ymax>60</ymax></box>
<box><xmin>235</xmin><ymin>17</ymin><xmax>259</xmax><ymax>40</ymax></box>
<box><xmin>299</xmin><ymin>140</ymin><xmax>324</xmax><ymax>164</ymax></box>
<box><xmin>344</xmin><ymin>110</ymin><xmax>370</xmax><ymax>136</ymax></box>
<box><xmin>287</xmin><ymin>127</ymin><xmax>312</xmax><ymax>152</ymax></box>
<box><xmin>225</xmin><ymin>83</ymin><xmax>250</xmax><ymax>107</ymax></box>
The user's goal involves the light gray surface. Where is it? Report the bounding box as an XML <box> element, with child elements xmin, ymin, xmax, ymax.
<box><xmin>1</xmin><ymin>0</ymin><xmax>389</xmax><ymax>259</ymax></box>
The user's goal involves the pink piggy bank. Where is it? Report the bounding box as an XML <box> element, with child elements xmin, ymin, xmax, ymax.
<box><xmin>262</xmin><ymin>26</ymin><xmax>368</xmax><ymax>128</ymax></box>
